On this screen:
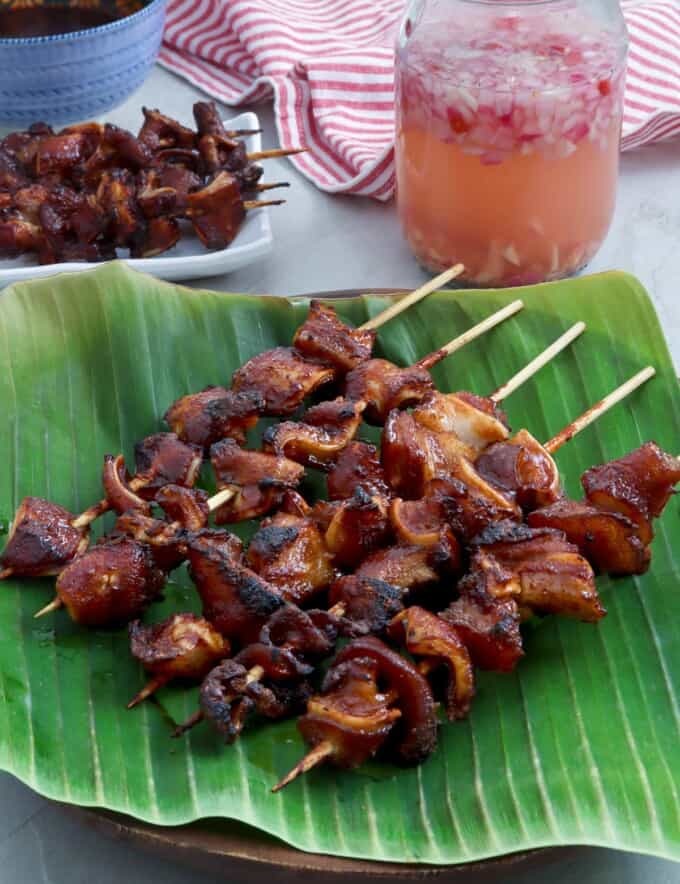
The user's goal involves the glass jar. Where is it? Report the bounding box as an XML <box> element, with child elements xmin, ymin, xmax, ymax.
<box><xmin>395</xmin><ymin>0</ymin><xmax>628</xmax><ymax>287</ymax></box>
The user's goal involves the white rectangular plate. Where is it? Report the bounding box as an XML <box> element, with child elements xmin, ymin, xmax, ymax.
<box><xmin>0</xmin><ymin>112</ymin><xmax>273</xmax><ymax>288</ymax></box>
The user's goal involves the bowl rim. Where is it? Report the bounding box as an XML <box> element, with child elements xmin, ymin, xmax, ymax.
<box><xmin>0</xmin><ymin>0</ymin><xmax>166</xmax><ymax>46</ymax></box>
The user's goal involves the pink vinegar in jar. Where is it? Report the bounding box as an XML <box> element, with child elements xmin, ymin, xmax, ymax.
<box><xmin>395</xmin><ymin>0</ymin><xmax>628</xmax><ymax>286</ymax></box>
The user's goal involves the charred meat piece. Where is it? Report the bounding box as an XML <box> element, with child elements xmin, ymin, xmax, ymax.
<box><xmin>292</xmin><ymin>300</ymin><xmax>375</xmax><ymax>373</ymax></box>
<box><xmin>441</xmin><ymin>592</ymin><xmax>523</xmax><ymax>673</ymax></box>
<box><xmin>381</xmin><ymin>410</ymin><xmax>477</xmax><ymax>499</ymax></box>
<box><xmin>327</xmin><ymin>441</ymin><xmax>391</xmax><ymax>501</ymax></box>
<box><xmin>34</xmin><ymin>131</ymin><xmax>98</xmax><ymax>177</ymax></box>
<box><xmin>133</xmin><ymin>433</ymin><xmax>204</xmax><ymax>499</ymax></box>
<box><xmin>473</xmin><ymin>521</ymin><xmax>605</xmax><ymax>622</ymax></box>
<box><xmin>198</xmin><ymin>658</ymin><xmax>311</xmax><ymax>743</ymax></box>
<box><xmin>187</xmin><ymin>171</ymin><xmax>244</xmax><ymax>249</ymax></box>
<box><xmin>0</xmin><ymin>497</ymin><xmax>89</xmax><ymax>577</ymax></box>
<box><xmin>331</xmin><ymin>636</ymin><xmax>438</xmax><ymax>765</ymax></box>
<box><xmin>128</xmin><ymin>613</ymin><xmax>229</xmax><ymax>705</ymax></box>
<box><xmin>259</xmin><ymin>605</ymin><xmax>338</xmax><ymax>660</ymax></box>
<box><xmin>164</xmin><ymin>385</ymin><xmax>264</xmax><ymax>449</ymax></box>
<box><xmin>130</xmin><ymin>215</ymin><xmax>181</xmax><ymax>258</ymax></box>
<box><xmin>102</xmin><ymin>454</ymin><xmax>151</xmax><ymax>516</ymax></box>
<box><xmin>425</xmin><ymin>461</ymin><xmax>522</xmax><ymax>543</ymax></box>
<box><xmin>210</xmin><ymin>439</ymin><xmax>305</xmax><ymax>523</ymax></box>
<box><xmin>388</xmin><ymin>607</ymin><xmax>475</xmax><ymax>721</ymax></box>
<box><xmin>263</xmin><ymin>397</ymin><xmax>366</xmax><ymax>468</ymax></box>
<box><xmin>389</xmin><ymin>496</ymin><xmax>448</xmax><ymax>547</ymax></box>
<box><xmin>412</xmin><ymin>391</ymin><xmax>509</xmax><ymax>452</ymax></box>
<box><xmin>528</xmin><ymin>498</ymin><xmax>650</xmax><ymax>576</ymax></box>
<box><xmin>246</xmin><ymin>512</ymin><xmax>335</xmax><ymax>605</ymax></box>
<box><xmin>231</xmin><ymin>346</ymin><xmax>335</xmax><ymax>417</ymax></box>
<box><xmin>155</xmin><ymin>484</ymin><xmax>209</xmax><ymax>532</ymax></box>
<box><xmin>322</xmin><ymin>489</ymin><xmax>392</xmax><ymax>569</ymax></box>
<box><xmin>476</xmin><ymin>428</ymin><xmax>562</xmax><ymax>511</ymax></box>
<box><xmin>55</xmin><ymin>537</ymin><xmax>165</xmax><ymax>626</ymax></box>
<box><xmin>344</xmin><ymin>358</ymin><xmax>435</xmax><ymax>425</ymax></box>
<box><xmin>138</xmin><ymin>107</ymin><xmax>196</xmax><ymax>151</ymax></box>
<box><xmin>582</xmin><ymin>442</ymin><xmax>680</xmax><ymax>544</ymax></box>
<box><xmin>113</xmin><ymin>510</ymin><xmax>186</xmax><ymax>572</ymax></box>
<box><xmin>96</xmin><ymin>168</ymin><xmax>141</xmax><ymax>247</ymax></box>
<box><xmin>187</xmin><ymin>537</ymin><xmax>285</xmax><ymax>645</ymax></box>
<box><xmin>328</xmin><ymin>576</ymin><xmax>404</xmax><ymax>635</ymax></box>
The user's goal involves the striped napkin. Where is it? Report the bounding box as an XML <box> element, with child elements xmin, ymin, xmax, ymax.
<box><xmin>160</xmin><ymin>0</ymin><xmax>680</xmax><ymax>201</ymax></box>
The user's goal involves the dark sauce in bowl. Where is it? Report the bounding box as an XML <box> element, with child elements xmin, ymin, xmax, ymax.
<box><xmin>0</xmin><ymin>7</ymin><xmax>121</xmax><ymax>38</ymax></box>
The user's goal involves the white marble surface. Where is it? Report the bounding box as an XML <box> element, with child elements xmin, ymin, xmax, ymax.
<box><xmin>1</xmin><ymin>64</ymin><xmax>680</xmax><ymax>883</ymax></box>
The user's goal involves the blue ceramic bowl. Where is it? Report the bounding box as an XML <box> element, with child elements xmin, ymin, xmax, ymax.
<box><xmin>0</xmin><ymin>0</ymin><xmax>167</xmax><ymax>129</ymax></box>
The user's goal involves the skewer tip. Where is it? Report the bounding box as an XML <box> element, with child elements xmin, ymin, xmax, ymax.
<box><xmin>127</xmin><ymin>675</ymin><xmax>170</xmax><ymax>709</ymax></box>
<box><xmin>33</xmin><ymin>597</ymin><xmax>63</xmax><ymax>619</ymax></box>
<box><xmin>243</xmin><ymin>199</ymin><xmax>286</xmax><ymax>210</ymax></box>
<box><xmin>172</xmin><ymin>710</ymin><xmax>204</xmax><ymax>738</ymax></box>
<box><xmin>272</xmin><ymin>740</ymin><xmax>334</xmax><ymax>793</ymax></box>
<box><xmin>0</xmin><ymin>567</ymin><xmax>13</xmax><ymax>581</ymax></box>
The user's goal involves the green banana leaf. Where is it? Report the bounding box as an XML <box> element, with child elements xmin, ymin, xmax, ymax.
<box><xmin>0</xmin><ymin>261</ymin><xmax>678</xmax><ymax>866</ymax></box>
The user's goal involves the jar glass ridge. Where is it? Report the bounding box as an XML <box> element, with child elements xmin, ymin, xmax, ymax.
<box><xmin>395</xmin><ymin>0</ymin><xmax>628</xmax><ymax>287</ymax></box>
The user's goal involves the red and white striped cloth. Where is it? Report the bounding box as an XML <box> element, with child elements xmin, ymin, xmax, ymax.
<box><xmin>159</xmin><ymin>0</ymin><xmax>680</xmax><ymax>201</ymax></box>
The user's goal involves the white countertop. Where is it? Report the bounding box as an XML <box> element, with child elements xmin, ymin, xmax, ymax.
<box><xmin>1</xmin><ymin>64</ymin><xmax>679</xmax><ymax>883</ymax></box>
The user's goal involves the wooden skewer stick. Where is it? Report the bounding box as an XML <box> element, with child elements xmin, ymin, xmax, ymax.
<box><xmin>0</xmin><ymin>568</ymin><xmax>13</xmax><ymax>580</ymax></box>
<box><xmin>490</xmin><ymin>321</ymin><xmax>587</xmax><ymax>403</ymax></box>
<box><xmin>254</xmin><ymin>182</ymin><xmax>290</xmax><ymax>192</ymax></box>
<box><xmin>416</xmin><ymin>298</ymin><xmax>524</xmax><ymax>371</ymax></box>
<box><xmin>225</xmin><ymin>128</ymin><xmax>262</xmax><ymax>137</ymax></box>
<box><xmin>271</xmin><ymin>740</ymin><xmax>336</xmax><ymax>794</ymax></box>
<box><xmin>544</xmin><ymin>366</ymin><xmax>656</xmax><ymax>454</ymax></box>
<box><xmin>127</xmin><ymin>675</ymin><xmax>172</xmax><ymax>710</ymax></box>
<box><xmin>358</xmin><ymin>264</ymin><xmax>465</xmax><ymax>332</ymax></box>
<box><xmin>247</xmin><ymin>148</ymin><xmax>306</xmax><ymax>161</ymax></box>
<box><xmin>327</xmin><ymin>602</ymin><xmax>346</xmax><ymax>619</ymax></box>
<box><xmin>34</xmin><ymin>597</ymin><xmax>63</xmax><ymax>619</ymax></box>
<box><xmin>243</xmin><ymin>199</ymin><xmax>286</xmax><ymax>210</ymax></box>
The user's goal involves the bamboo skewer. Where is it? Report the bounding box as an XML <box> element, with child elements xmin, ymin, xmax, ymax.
<box><xmin>254</xmin><ymin>182</ymin><xmax>290</xmax><ymax>192</ymax></box>
<box><xmin>490</xmin><ymin>322</ymin><xmax>586</xmax><ymax>403</ymax></box>
<box><xmin>247</xmin><ymin>148</ymin><xmax>306</xmax><ymax>161</ymax></box>
<box><xmin>243</xmin><ymin>199</ymin><xmax>286</xmax><ymax>210</ymax></box>
<box><xmin>358</xmin><ymin>264</ymin><xmax>465</xmax><ymax>331</ymax></box>
<box><xmin>544</xmin><ymin>366</ymin><xmax>656</xmax><ymax>454</ymax></box>
<box><xmin>416</xmin><ymin>298</ymin><xmax>524</xmax><ymax>370</ymax></box>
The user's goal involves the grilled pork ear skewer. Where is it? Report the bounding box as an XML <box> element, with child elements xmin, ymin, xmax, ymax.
<box><xmin>32</xmin><ymin>486</ymin><xmax>237</xmax><ymax>620</ymax></box>
<box><xmin>0</xmin><ymin>433</ymin><xmax>203</xmax><ymax>582</ymax></box>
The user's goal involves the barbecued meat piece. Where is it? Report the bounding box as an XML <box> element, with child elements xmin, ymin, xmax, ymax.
<box><xmin>292</xmin><ymin>300</ymin><xmax>375</xmax><ymax>373</ymax></box>
<box><xmin>263</xmin><ymin>398</ymin><xmax>366</xmax><ymax>468</ymax></box>
<box><xmin>96</xmin><ymin>168</ymin><xmax>141</xmax><ymax>247</ymax></box>
<box><xmin>330</xmin><ymin>636</ymin><xmax>438</xmax><ymax>765</ymax></box>
<box><xmin>344</xmin><ymin>358</ymin><xmax>435</xmax><ymax>425</ymax></box>
<box><xmin>133</xmin><ymin>433</ymin><xmax>204</xmax><ymax>499</ymax></box>
<box><xmin>246</xmin><ymin>512</ymin><xmax>335</xmax><ymax>605</ymax></box>
<box><xmin>112</xmin><ymin>511</ymin><xmax>186</xmax><ymax>572</ymax></box>
<box><xmin>55</xmin><ymin>537</ymin><xmax>165</xmax><ymax>626</ymax></box>
<box><xmin>130</xmin><ymin>215</ymin><xmax>181</xmax><ymax>258</ymax></box>
<box><xmin>322</xmin><ymin>490</ymin><xmax>392</xmax><ymax>569</ymax></box>
<box><xmin>187</xmin><ymin>536</ymin><xmax>285</xmax><ymax>645</ymax></box>
<box><xmin>328</xmin><ymin>576</ymin><xmax>404</xmax><ymax>635</ymax></box>
<box><xmin>381</xmin><ymin>410</ymin><xmax>477</xmax><ymax>499</ymax></box>
<box><xmin>164</xmin><ymin>385</ymin><xmax>264</xmax><ymax>449</ymax></box>
<box><xmin>102</xmin><ymin>454</ymin><xmax>151</xmax><ymax>516</ymax></box>
<box><xmin>388</xmin><ymin>607</ymin><xmax>475</xmax><ymax>721</ymax></box>
<box><xmin>476</xmin><ymin>428</ymin><xmax>562</xmax><ymax>510</ymax></box>
<box><xmin>155</xmin><ymin>484</ymin><xmax>209</xmax><ymax>532</ymax></box>
<box><xmin>327</xmin><ymin>441</ymin><xmax>391</xmax><ymax>501</ymax></box>
<box><xmin>210</xmin><ymin>439</ymin><xmax>305</xmax><ymax>523</ymax></box>
<box><xmin>581</xmin><ymin>442</ymin><xmax>680</xmax><ymax>544</ymax></box>
<box><xmin>528</xmin><ymin>498</ymin><xmax>651</xmax><ymax>575</ymax></box>
<box><xmin>441</xmin><ymin>593</ymin><xmax>523</xmax><ymax>673</ymax></box>
<box><xmin>355</xmin><ymin>543</ymin><xmax>441</xmax><ymax>593</ymax></box>
<box><xmin>0</xmin><ymin>497</ymin><xmax>89</xmax><ymax>577</ymax></box>
<box><xmin>138</xmin><ymin>107</ymin><xmax>196</xmax><ymax>151</ymax></box>
<box><xmin>473</xmin><ymin>521</ymin><xmax>605</xmax><ymax>622</ymax></box>
<box><xmin>389</xmin><ymin>496</ymin><xmax>447</xmax><ymax>547</ymax></box>
<box><xmin>129</xmin><ymin>613</ymin><xmax>228</xmax><ymax>683</ymax></box>
<box><xmin>231</xmin><ymin>346</ymin><xmax>336</xmax><ymax>416</ymax></box>
<box><xmin>187</xmin><ymin>171</ymin><xmax>244</xmax><ymax>249</ymax></box>
<box><xmin>258</xmin><ymin>605</ymin><xmax>338</xmax><ymax>659</ymax></box>
<box><xmin>412</xmin><ymin>391</ymin><xmax>510</xmax><ymax>452</ymax></box>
